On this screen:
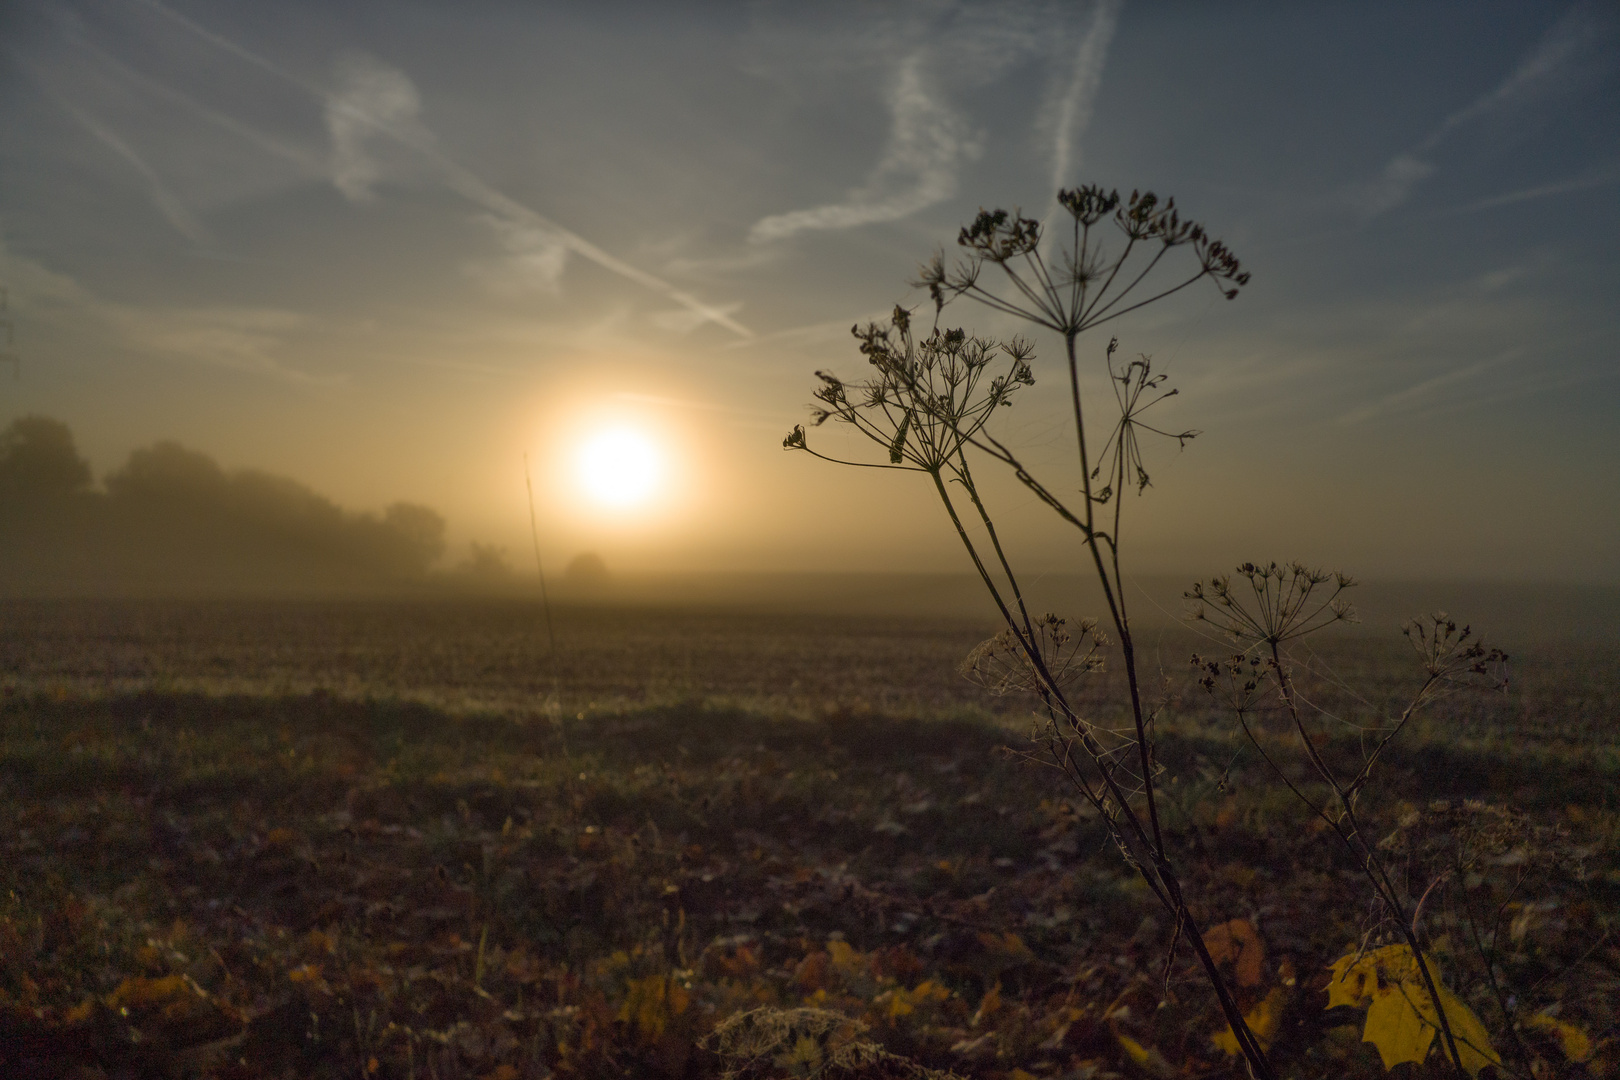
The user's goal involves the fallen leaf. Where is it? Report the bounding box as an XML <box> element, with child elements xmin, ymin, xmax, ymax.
<box><xmin>1526</xmin><ymin>1013</ymin><xmax>1592</xmax><ymax>1062</ymax></box>
<box><xmin>1325</xmin><ymin>944</ymin><xmax>1501</xmax><ymax>1078</ymax></box>
<box><xmin>1203</xmin><ymin>918</ymin><xmax>1266</xmax><ymax>989</ymax></box>
<box><xmin>1212</xmin><ymin>985</ymin><xmax>1289</xmax><ymax>1055</ymax></box>
<box><xmin>1113</xmin><ymin>1030</ymin><xmax>1174</xmax><ymax>1078</ymax></box>
<box><xmin>619</xmin><ymin>975</ymin><xmax>690</xmax><ymax>1040</ymax></box>
<box><xmin>971</xmin><ymin>982</ymin><xmax>1001</xmax><ymax>1027</ymax></box>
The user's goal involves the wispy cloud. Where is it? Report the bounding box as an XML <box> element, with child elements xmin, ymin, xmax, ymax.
<box><xmin>718</xmin><ymin>312</ymin><xmax>891</xmax><ymax>352</ymax></box>
<box><xmin>1424</xmin><ymin>4</ymin><xmax>1600</xmax><ymax>146</ymax></box>
<box><xmin>0</xmin><ymin>239</ymin><xmax>328</xmax><ymax>383</ymax></box>
<box><xmin>10</xmin><ymin>53</ymin><xmax>211</xmax><ymax>245</ymax></box>
<box><xmin>1355</xmin><ymin>3</ymin><xmax>1608</xmax><ymax>217</ymax></box>
<box><xmin>112</xmin><ymin>305</ymin><xmax>329</xmax><ymax>383</ymax></box>
<box><xmin>131</xmin><ymin>0</ymin><xmax>753</xmax><ymax>338</ymax></box>
<box><xmin>649</xmin><ymin>303</ymin><xmax>745</xmax><ymax>335</ymax></box>
<box><xmin>1355</xmin><ymin>154</ymin><xmax>1437</xmax><ymax>219</ymax></box>
<box><xmin>463</xmin><ymin>215</ymin><xmax>572</xmax><ymax>295</ymax></box>
<box><xmin>326</xmin><ymin>51</ymin><xmax>428</xmax><ymax>201</ymax></box>
<box><xmin>1043</xmin><ymin>0</ymin><xmax>1118</xmax><ymax>195</ymax></box>
<box><xmin>749</xmin><ymin>54</ymin><xmax>980</xmax><ymax>243</ymax></box>
<box><xmin>56</xmin><ymin>23</ymin><xmax>324</xmax><ymax>174</ymax></box>
<box><xmin>1336</xmin><ymin>350</ymin><xmax>1520</xmax><ymax>425</ymax></box>
<box><xmin>1451</xmin><ymin>168</ymin><xmax>1620</xmax><ymax>214</ymax></box>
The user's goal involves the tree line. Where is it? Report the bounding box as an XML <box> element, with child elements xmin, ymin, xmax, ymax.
<box><xmin>0</xmin><ymin>416</ymin><xmax>447</xmax><ymax>595</ymax></box>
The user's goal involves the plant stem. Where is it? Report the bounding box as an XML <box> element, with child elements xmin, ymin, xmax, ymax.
<box><xmin>1268</xmin><ymin>643</ymin><xmax>1469</xmax><ymax>1077</ymax></box>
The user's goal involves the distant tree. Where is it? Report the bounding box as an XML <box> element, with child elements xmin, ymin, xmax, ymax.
<box><xmin>0</xmin><ymin>420</ymin><xmax>453</xmax><ymax>592</ymax></box>
<box><xmin>0</xmin><ymin>416</ymin><xmax>92</xmax><ymax>503</ymax></box>
<box><xmin>379</xmin><ymin>502</ymin><xmax>447</xmax><ymax>574</ymax></box>
<box><xmin>105</xmin><ymin>440</ymin><xmax>446</xmax><ymax>581</ymax></box>
<box><xmin>103</xmin><ymin>441</ymin><xmax>229</xmax><ymax>506</ymax></box>
<box><xmin>461</xmin><ymin>543</ymin><xmax>512</xmax><ymax>580</ymax></box>
<box><xmin>564</xmin><ymin>551</ymin><xmax>610</xmax><ymax>587</ymax></box>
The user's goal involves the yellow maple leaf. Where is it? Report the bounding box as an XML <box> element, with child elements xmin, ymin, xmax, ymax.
<box><xmin>1115</xmin><ymin>1032</ymin><xmax>1152</xmax><ymax>1066</ymax></box>
<box><xmin>1212</xmin><ymin>985</ymin><xmax>1289</xmax><ymax>1056</ymax></box>
<box><xmin>827</xmin><ymin>939</ymin><xmax>865</xmax><ymax>973</ymax></box>
<box><xmin>618</xmin><ymin>975</ymin><xmax>690</xmax><ymax>1040</ymax></box>
<box><xmin>878</xmin><ymin>978</ymin><xmax>951</xmax><ymax>1021</ymax></box>
<box><xmin>1113</xmin><ymin>1030</ymin><xmax>1175</xmax><ymax>1079</ymax></box>
<box><xmin>1526</xmin><ymin>1013</ymin><xmax>1592</xmax><ymax>1062</ymax></box>
<box><xmin>1325</xmin><ymin>944</ymin><xmax>1501</xmax><ymax>1078</ymax></box>
<box><xmin>1364</xmin><ymin>980</ymin><xmax>1436</xmax><ymax>1070</ymax></box>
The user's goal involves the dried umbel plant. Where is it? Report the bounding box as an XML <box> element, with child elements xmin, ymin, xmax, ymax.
<box><xmin>786</xmin><ymin>188</ymin><xmax>1281</xmax><ymax>1079</ymax></box>
<box><xmin>1187</xmin><ymin>573</ymin><xmax>1510</xmax><ymax>1077</ymax></box>
<box><xmin>783</xmin><ymin>308</ymin><xmax>1034</xmax><ymax>478</ymax></box>
<box><xmin>1404</xmin><ymin>612</ymin><xmax>1510</xmax><ymax>689</ymax></box>
<box><xmin>1186</xmin><ymin>561</ymin><xmax>1357</xmax><ymax>645</ymax></box>
<box><xmin>917</xmin><ymin>187</ymin><xmax>1249</xmax><ymax>335</ymax></box>
<box><xmin>960</xmin><ymin>613</ymin><xmax>1105</xmax><ymax>698</ymax></box>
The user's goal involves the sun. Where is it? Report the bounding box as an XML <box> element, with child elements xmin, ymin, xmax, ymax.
<box><xmin>576</xmin><ymin>426</ymin><xmax>665</xmax><ymax>509</ymax></box>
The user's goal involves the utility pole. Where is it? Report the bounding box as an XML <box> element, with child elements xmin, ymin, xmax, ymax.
<box><xmin>0</xmin><ymin>287</ymin><xmax>17</xmax><ymax>379</ymax></box>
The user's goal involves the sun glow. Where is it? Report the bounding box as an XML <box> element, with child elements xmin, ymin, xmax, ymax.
<box><xmin>576</xmin><ymin>426</ymin><xmax>665</xmax><ymax>509</ymax></box>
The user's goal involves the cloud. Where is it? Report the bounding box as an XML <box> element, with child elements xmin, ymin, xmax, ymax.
<box><xmin>1043</xmin><ymin>0</ymin><xmax>1119</xmax><ymax>194</ymax></box>
<box><xmin>1357</xmin><ymin>3</ymin><xmax>1609</xmax><ymax>218</ymax></box>
<box><xmin>749</xmin><ymin>54</ymin><xmax>981</xmax><ymax>243</ymax></box>
<box><xmin>59</xmin><ymin>26</ymin><xmax>325</xmax><ymax>177</ymax></box>
<box><xmin>133</xmin><ymin>0</ymin><xmax>752</xmax><ymax>337</ymax></box>
<box><xmin>1424</xmin><ymin>2</ymin><xmax>1603</xmax><ymax>146</ymax></box>
<box><xmin>1451</xmin><ymin>168</ymin><xmax>1620</xmax><ymax>214</ymax></box>
<box><xmin>0</xmin><ymin>239</ymin><xmax>328</xmax><ymax>383</ymax></box>
<box><xmin>112</xmin><ymin>305</ymin><xmax>329</xmax><ymax>382</ymax></box>
<box><xmin>649</xmin><ymin>303</ymin><xmax>745</xmax><ymax>335</ymax></box>
<box><xmin>464</xmin><ymin>214</ymin><xmax>572</xmax><ymax>295</ymax></box>
<box><xmin>326</xmin><ymin>52</ymin><xmax>427</xmax><ymax>202</ymax></box>
<box><xmin>1335</xmin><ymin>350</ymin><xmax>1520</xmax><ymax>426</ymax></box>
<box><xmin>68</xmin><ymin>105</ymin><xmax>212</xmax><ymax>244</ymax></box>
<box><xmin>1354</xmin><ymin>153</ymin><xmax>1437</xmax><ymax>218</ymax></box>
<box><xmin>10</xmin><ymin>55</ymin><xmax>211</xmax><ymax>245</ymax></box>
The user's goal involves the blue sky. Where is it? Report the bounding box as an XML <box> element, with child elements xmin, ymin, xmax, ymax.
<box><xmin>1</xmin><ymin>0</ymin><xmax>1616</xmax><ymax>582</ymax></box>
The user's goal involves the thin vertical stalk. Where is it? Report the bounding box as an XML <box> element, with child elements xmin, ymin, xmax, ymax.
<box><xmin>1268</xmin><ymin>644</ymin><xmax>1468</xmax><ymax>1078</ymax></box>
<box><xmin>524</xmin><ymin>454</ymin><xmax>564</xmax><ymax>756</ymax></box>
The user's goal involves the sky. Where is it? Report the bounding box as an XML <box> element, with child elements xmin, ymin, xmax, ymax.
<box><xmin>1</xmin><ymin>0</ymin><xmax>1617</xmax><ymax>585</ymax></box>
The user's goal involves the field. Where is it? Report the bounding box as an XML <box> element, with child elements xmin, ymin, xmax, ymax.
<box><xmin>1</xmin><ymin>598</ymin><xmax>1616</xmax><ymax>1079</ymax></box>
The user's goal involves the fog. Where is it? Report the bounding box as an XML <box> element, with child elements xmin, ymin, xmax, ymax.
<box><xmin>6</xmin><ymin>414</ymin><xmax>1613</xmax><ymax>648</ymax></box>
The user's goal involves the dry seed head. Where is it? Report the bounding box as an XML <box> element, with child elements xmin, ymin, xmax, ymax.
<box><xmin>1401</xmin><ymin>613</ymin><xmax>1508</xmax><ymax>689</ymax></box>
<box><xmin>1191</xmin><ymin>652</ymin><xmax>1268</xmax><ymax>713</ymax></box>
<box><xmin>1185</xmin><ymin>562</ymin><xmax>1357</xmax><ymax>644</ymax></box>
<box><xmin>961</xmin><ymin>613</ymin><xmax>1106</xmax><ymax>697</ymax></box>
<box><xmin>785</xmin><ymin>309</ymin><xmax>1036</xmax><ymax>472</ymax></box>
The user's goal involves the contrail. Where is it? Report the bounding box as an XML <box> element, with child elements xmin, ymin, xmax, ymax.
<box><xmin>10</xmin><ymin>52</ymin><xmax>211</xmax><ymax>244</ymax></box>
<box><xmin>1049</xmin><ymin>0</ymin><xmax>1119</xmax><ymax>195</ymax></box>
<box><xmin>67</xmin><ymin>29</ymin><xmax>324</xmax><ymax>171</ymax></box>
<box><xmin>129</xmin><ymin>0</ymin><xmax>754</xmax><ymax>338</ymax></box>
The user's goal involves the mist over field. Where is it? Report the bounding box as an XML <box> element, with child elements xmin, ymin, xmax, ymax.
<box><xmin>7</xmin><ymin>414</ymin><xmax>1618</xmax><ymax>650</ymax></box>
<box><xmin>2</xmin><ymin>418</ymin><xmax>1611</xmax><ymax>661</ymax></box>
